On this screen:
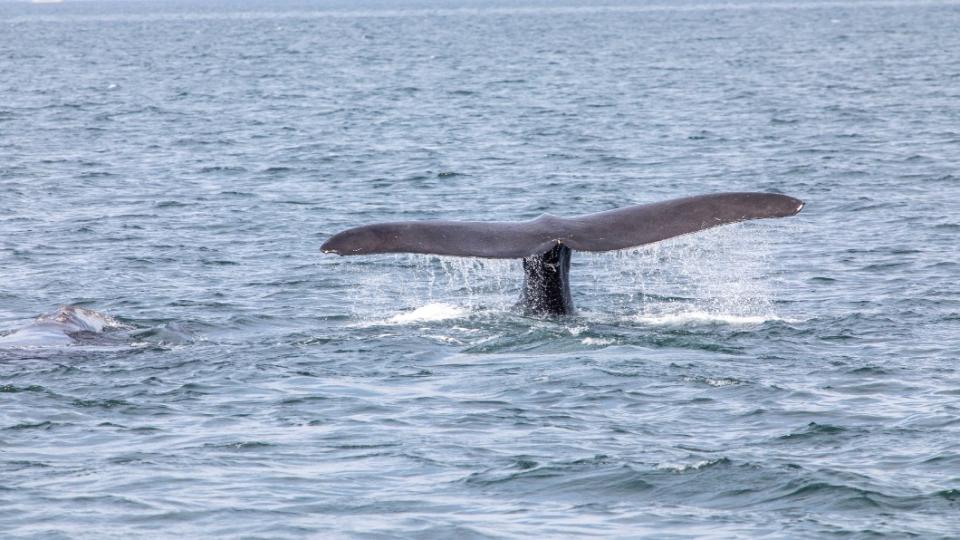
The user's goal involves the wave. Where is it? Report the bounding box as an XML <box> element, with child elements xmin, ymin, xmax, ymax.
<box><xmin>656</xmin><ymin>458</ymin><xmax>731</xmax><ymax>473</ymax></box>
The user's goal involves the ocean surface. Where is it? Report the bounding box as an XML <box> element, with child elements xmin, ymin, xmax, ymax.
<box><xmin>2</xmin><ymin>0</ymin><xmax>959</xmax><ymax>537</ymax></box>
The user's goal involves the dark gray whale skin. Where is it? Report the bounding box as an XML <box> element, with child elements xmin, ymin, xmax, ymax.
<box><xmin>321</xmin><ymin>192</ymin><xmax>804</xmax><ymax>315</ymax></box>
<box><xmin>520</xmin><ymin>243</ymin><xmax>574</xmax><ymax>317</ymax></box>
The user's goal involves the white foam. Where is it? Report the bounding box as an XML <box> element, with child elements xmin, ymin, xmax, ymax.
<box><xmin>682</xmin><ymin>376</ymin><xmax>744</xmax><ymax>387</ymax></box>
<box><xmin>581</xmin><ymin>337</ymin><xmax>615</xmax><ymax>346</ymax></box>
<box><xmin>422</xmin><ymin>334</ymin><xmax>465</xmax><ymax>345</ymax></box>
<box><xmin>386</xmin><ymin>303</ymin><xmax>467</xmax><ymax>324</ymax></box>
<box><xmin>656</xmin><ymin>459</ymin><xmax>723</xmax><ymax>473</ymax></box>
<box><xmin>634</xmin><ymin>310</ymin><xmax>782</xmax><ymax>326</ymax></box>
<box><xmin>702</xmin><ymin>377</ymin><xmax>742</xmax><ymax>387</ymax></box>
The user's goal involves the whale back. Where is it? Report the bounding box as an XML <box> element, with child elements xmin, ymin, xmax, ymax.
<box><xmin>0</xmin><ymin>306</ymin><xmax>128</xmax><ymax>348</ymax></box>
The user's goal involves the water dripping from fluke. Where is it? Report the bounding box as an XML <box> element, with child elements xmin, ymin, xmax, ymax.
<box><xmin>324</xmin><ymin>192</ymin><xmax>804</xmax><ymax>320</ymax></box>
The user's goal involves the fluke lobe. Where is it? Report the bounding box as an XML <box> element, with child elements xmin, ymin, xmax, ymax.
<box><xmin>322</xmin><ymin>192</ymin><xmax>804</xmax><ymax>316</ymax></box>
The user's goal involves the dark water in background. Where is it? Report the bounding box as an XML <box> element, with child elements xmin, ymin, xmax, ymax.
<box><xmin>2</xmin><ymin>0</ymin><xmax>959</xmax><ymax>537</ymax></box>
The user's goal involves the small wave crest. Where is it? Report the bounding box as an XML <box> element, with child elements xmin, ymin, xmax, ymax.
<box><xmin>581</xmin><ymin>337</ymin><xmax>616</xmax><ymax>346</ymax></box>
<box><xmin>656</xmin><ymin>457</ymin><xmax>730</xmax><ymax>473</ymax></box>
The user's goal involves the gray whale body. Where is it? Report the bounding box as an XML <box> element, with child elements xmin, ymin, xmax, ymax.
<box><xmin>0</xmin><ymin>306</ymin><xmax>127</xmax><ymax>348</ymax></box>
<box><xmin>322</xmin><ymin>192</ymin><xmax>804</xmax><ymax>316</ymax></box>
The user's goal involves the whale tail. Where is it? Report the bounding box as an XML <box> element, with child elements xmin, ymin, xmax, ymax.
<box><xmin>321</xmin><ymin>192</ymin><xmax>804</xmax><ymax>315</ymax></box>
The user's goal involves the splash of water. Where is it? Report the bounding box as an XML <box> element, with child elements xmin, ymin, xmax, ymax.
<box><xmin>342</xmin><ymin>223</ymin><xmax>792</xmax><ymax>325</ymax></box>
<box><xmin>346</xmin><ymin>255</ymin><xmax>520</xmax><ymax>321</ymax></box>
<box><xmin>584</xmin><ymin>223</ymin><xmax>785</xmax><ymax>324</ymax></box>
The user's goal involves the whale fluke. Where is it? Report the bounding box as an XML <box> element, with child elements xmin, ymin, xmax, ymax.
<box><xmin>321</xmin><ymin>192</ymin><xmax>803</xmax><ymax>259</ymax></box>
<box><xmin>322</xmin><ymin>192</ymin><xmax>804</xmax><ymax>315</ymax></box>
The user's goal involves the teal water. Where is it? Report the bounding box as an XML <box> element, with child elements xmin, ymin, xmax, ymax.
<box><xmin>2</xmin><ymin>1</ymin><xmax>959</xmax><ymax>537</ymax></box>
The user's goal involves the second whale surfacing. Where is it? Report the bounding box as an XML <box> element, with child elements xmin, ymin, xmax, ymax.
<box><xmin>322</xmin><ymin>192</ymin><xmax>804</xmax><ymax>316</ymax></box>
<box><xmin>0</xmin><ymin>306</ymin><xmax>129</xmax><ymax>348</ymax></box>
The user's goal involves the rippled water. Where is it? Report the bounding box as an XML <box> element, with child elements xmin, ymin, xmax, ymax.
<box><xmin>2</xmin><ymin>0</ymin><xmax>959</xmax><ymax>537</ymax></box>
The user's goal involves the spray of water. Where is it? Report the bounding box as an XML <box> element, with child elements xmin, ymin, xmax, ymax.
<box><xmin>345</xmin><ymin>255</ymin><xmax>519</xmax><ymax>322</ymax></box>
<box><xmin>343</xmin><ymin>222</ymin><xmax>791</xmax><ymax>325</ymax></box>
<box><xmin>583</xmin><ymin>222</ymin><xmax>783</xmax><ymax>324</ymax></box>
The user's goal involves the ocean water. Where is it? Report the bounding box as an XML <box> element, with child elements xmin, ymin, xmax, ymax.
<box><xmin>2</xmin><ymin>0</ymin><xmax>959</xmax><ymax>537</ymax></box>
